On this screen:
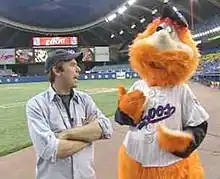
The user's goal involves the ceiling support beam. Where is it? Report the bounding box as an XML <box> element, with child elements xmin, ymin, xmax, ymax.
<box><xmin>100</xmin><ymin>26</ymin><xmax>124</xmax><ymax>42</ymax></box>
<box><xmin>207</xmin><ymin>0</ymin><xmax>220</xmax><ymax>8</ymax></box>
<box><xmin>4</xmin><ymin>31</ymin><xmax>19</xmax><ymax>47</ymax></box>
<box><xmin>110</xmin><ymin>21</ymin><xmax>136</xmax><ymax>35</ymax></box>
<box><xmin>89</xmin><ymin>30</ymin><xmax>110</xmax><ymax>45</ymax></box>
<box><xmin>131</xmin><ymin>4</ymin><xmax>152</xmax><ymax>14</ymax></box>
<box><xmin>79</xmin><ymin>33</ymin><xmax>89</xmax><ymax>46</ymax></box>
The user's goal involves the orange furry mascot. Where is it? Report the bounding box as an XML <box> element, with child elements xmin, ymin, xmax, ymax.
<box><xmin>114</xmin><ymin>3</ymin><xmax>209</xmax><ymax>179</ymax></box>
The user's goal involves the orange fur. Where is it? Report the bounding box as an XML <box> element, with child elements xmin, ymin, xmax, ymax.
<box><xmin>118</xmin><ymin>89</ymin><xmax>146</xmax><ymax>124</ymax></box>
<box><xmin>129</xmin><ymin>18</ymin><xmax>199</xmax><ymax>87</ymax></box>
<box><xmin>117</xmin><ymin>15</ymin><xmax>204</xmax><ymax>179</ymax></box>
<box><xmin>156</xmin><ymin>124</ymin><xmax>194</xmax><ymax>153</ymax></box>
<box><xmin>118</xmin><ymin>86</ymin><xmax>127</xmax><ymax>101</ymax></box>
<box><xmin>129</xmin><ymin>43</ymin><xmax>196</xmax><ymax>87</ymax></box>
<box><xmin>118</xmin><ymin>145</ymin><xmax>205</xmax><ymax>179</ymax></box>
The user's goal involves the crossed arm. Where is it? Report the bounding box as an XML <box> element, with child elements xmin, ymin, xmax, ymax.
<box><xmin>56</xmin><ymin>120</ymin><xmax>103</xmax><ymax>158</ymax></box>
<box><xmin>26</xmin><ymin>96</ymin><xmax>113</xmax><ymax>161</ymax></box>
<box><xmin>56</xmin><ymin>120</ymin><xmax>102</xmax><ymax>142</ymax></box>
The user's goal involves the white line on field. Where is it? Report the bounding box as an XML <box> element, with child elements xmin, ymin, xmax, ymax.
<box><xmin>86</xmin><ymin>88</ymin><xmax>117</xmax><ymax>95</ymax></box>
<box><xmin>0</xmin><ymin>88</ymin><xmax>117</xmax><ymax>109</ymax></box>
<box><xmin>0</xmin><ymin>101</ymin><xmax>26</xmax><ymax>109</ymax></box>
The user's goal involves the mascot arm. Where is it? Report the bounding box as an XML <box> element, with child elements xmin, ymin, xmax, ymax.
<box><xmin>114</xmin><ymin>85</ymin><xmax>147</xmax><ymax>126</ymax></box>
<box><xmin>157</xmin><ymin>84</ymin><xmax>209</xmax><ymax>158</ymax></box>
<box><xmin>172</xmin><ymin>120</ymin><xmax>208</xmax><ymax>158</ymax></box>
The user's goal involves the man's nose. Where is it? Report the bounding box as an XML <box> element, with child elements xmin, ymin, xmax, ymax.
<box><xmin>77</xmin><ymin>66</ymin><xmax>81</xmax><ymax>73</ymax></box>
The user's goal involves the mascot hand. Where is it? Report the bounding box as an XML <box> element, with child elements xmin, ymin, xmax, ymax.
<box><xmin>117</xmin><ymin>86</ymin><xmax>147</xmax><ymax>125</ymax></box>
<box><xmin>156</xmin><ymin>124</ymin><xmax>194</xmax><ymax>153</ymax></box>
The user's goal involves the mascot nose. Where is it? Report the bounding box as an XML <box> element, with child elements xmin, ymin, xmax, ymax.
<box><xmin>145</xmin><ymin>29</ymin><xmax>176</xmax><ymax>50</ymax></box>
<box><xmin>157</xmin><ymin>30</ymin><xmax>172</xmax><ymax>44</ymax></box>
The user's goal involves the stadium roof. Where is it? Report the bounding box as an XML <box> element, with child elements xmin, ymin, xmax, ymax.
<box><xmin>0</xmin><ymin>0</ymin><xmax>219</xmax><ymax>50</ymax></box>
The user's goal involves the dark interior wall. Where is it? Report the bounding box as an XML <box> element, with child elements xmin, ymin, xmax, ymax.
<box><xmin>27</xmin><ymin>63</ymin><xmax>45</xmax><ymax>75</ymax></box>
<box><xmin>6</xmin><ymin>64</ymin><xmax>28</xmax><ymax>76</ymax></box>
<box><xmin>6</xmin><ymin>63</ymin><xmax>45</xmax><ymax>76</ymax></box>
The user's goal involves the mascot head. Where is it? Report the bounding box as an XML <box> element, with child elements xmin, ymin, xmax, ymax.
<box><xmin>129</xmin><ymin>3</ymin><xmax>200</xmax><ymax>87</ymax></box>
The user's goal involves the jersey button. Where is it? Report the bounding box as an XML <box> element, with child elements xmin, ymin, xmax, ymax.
<box><xmin>148</xmin><ymin>99</ymin><xmax>156</xmax><ymax>108</ymax></box>
<box><xmin>146</xmin><ymin>123</ymin><xmax>155</xmax><ymax>133</ymax></box>
<box><xmin>149</xmin><ymin>89</ymin><xmax>156</xmax><ymax>97</ymax></box>
<box><xmin>144</xmin><ymin>135</ymin><xmax>154</xmax><ymax>144</ymax></box>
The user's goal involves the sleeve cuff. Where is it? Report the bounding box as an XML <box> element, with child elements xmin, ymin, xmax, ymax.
<box><xmin>97</xmin><ymin>117</ymin><xmax>113</xmax><ymax>139</ymax></box>
<box><xmin>51</xmin><ymin>138</ymin><xmax>59</xmax><ymax>163</ymax></box>
<box><xmin>172</xmin><ymin>121</ymin><xmax>208</xmax><ymax>158</ymax></box>
<box><xmin>114</xmin><ymin>108</ymin><xmax>136</xmax><ymax>127</ymax></box>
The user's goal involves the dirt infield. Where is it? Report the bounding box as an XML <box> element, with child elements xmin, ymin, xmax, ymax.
<box><xmin>0</xmin><ymin>82</ymin><xmax>220</xmax><ymax>179</ymax></box>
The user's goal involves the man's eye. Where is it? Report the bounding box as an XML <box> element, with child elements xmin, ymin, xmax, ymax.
<box><xmin>70</xmin><ymin>63</ymin><xmax>76</xmax><ymax>66</ymax></box>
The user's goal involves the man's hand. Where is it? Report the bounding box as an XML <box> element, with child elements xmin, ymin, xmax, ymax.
<box><xmin>57</xmin><ymin>140</ymin><xmax>91</xmax><ymax>158</ymax></box>
<box><xmin>55</xmin><ymin>116</ymin><xmax>102</xmax><ymax>142</ymax></box>
<box><xmin>55</xmin><ymin>131</ymin><xmax>68</xmax><ymax>140</ymax></box>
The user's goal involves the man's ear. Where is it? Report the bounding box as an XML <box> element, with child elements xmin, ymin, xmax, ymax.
<box><xmin>51</xmin><ymin>66</ymin><xmax>61</xmax><ymax>77</ymax></box>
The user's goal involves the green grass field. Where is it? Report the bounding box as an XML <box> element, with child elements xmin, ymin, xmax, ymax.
<box><xmin>0</xmin><ymin>79</ymin><xmax>136</xmax><ymax>156</ymax></box>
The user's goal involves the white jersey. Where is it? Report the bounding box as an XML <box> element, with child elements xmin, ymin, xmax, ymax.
<box><xmin>123</xmin><ymin>80</ymin><xmax>209</xmax><ymax>167</ymax></box>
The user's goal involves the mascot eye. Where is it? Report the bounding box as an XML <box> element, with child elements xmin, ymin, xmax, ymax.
<box><xmin>166</xmin><ymin>26</ymin><xmax>173</xmax><ymax>33</ymax></box>
<box><xmin>156</xmin><ymin>26</ymin><xmax>164</xmax><ymax>32</ymax></box>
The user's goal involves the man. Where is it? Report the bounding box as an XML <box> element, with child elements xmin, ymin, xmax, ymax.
<box><xmin>26</xmin><ymin>49</ymin><xmax>113</xmax><ymax>179</ymax></box>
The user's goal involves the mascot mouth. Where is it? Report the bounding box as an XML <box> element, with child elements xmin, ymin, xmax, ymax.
<box><xmin>149</xmin><ymin>61</ymin><xmax>166</xmax><ymax>69</ymax></box>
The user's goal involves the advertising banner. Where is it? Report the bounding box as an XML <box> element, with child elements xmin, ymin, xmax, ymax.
<box><xmin>34</xmin><ymin>47</ymin><xmax>94</xmax><ymax>63</ymax></box>
<box><xmin>116</xmin><ymin>71</ymin><xmax>126</xmax><ymax>79</ymax></box>
<box><xmin>94</xmin><ymin>46</ymin><xmax>110</xmax><ymax>62</ymax></box>
<box><xmin>81</xmin><ymin>47</ymin><xmax>94</xmax><ymax>62</ymax></box>
<box><xmin>34</xmin><ymin>49</ymin><xmax>52</xmax><ymax>63</ymax></box>
<box><xmin>15</xmin><ymin>48</ymin><xmax>34</xmax><ymax>63</ymax></box>
<box><xmin>0</xmin><ymin>49</ymin><xmax>15</xmax><ymax>64</ymax></box>
<box><xmin>33</xmin><ymin>37</ymin><xmax>78</xmax><ymax>46</ymax></box>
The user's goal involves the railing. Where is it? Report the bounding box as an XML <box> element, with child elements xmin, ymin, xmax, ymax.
<box><xmin>0</xmin><ymin>71</ymin><xmax>139</xmax><ymax>84</ymax></box>
<box><xmin>193</xmin><ymin>72</ymin><xmax>220</xmax><ymax>89</ymax></box>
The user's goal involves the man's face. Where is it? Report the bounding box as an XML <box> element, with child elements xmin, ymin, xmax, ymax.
<box><xmin>58</xmin><ymin>59</ymin><xmax>81</xmax><ymax>88</ymax></box>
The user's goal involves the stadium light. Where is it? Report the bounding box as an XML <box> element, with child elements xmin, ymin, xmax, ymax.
<box><xmin>193</xmin><ymin>25</ymin><xmax>220</xmax><ymax>39</ymax></box>
<box><xmin>111</xmin><ymin>34</ymin><xmax>115</xmax><ymax>39</ymax></box>
<box><xmin>213</xmin><ymin>27</ymin><xmax>219</xmax><ymax>32</ymax></box>
<box><xmin>118</xmin><ymin>6</ymin><xmax>127</xmax><ymax>14</ymax></box>
<box><xmin>204</xmin><ymin>31</ymin><xmax>208</xmax><ymax>35</ymax></box>
<box><xmin>105</xmin><ymin>13</ymin><xmax>117</xmax><ymax>22</ymax></box>
<box><xmin>210</xmin><ymin>29</ymin><xmax>214</xmax><ymax>33</ymax></box>
<box><xmin>140</xmin><ymin>17</ymin><xmax>146</xmax><ymax>23</ymax></box>
<box><xmin>131</xmin><ymin>24</ymin><xmax>136</xmax><ymax>29</ymax></box>
<box><xmin>128</xmin><ymin>0</ymin><xmax>137</xmax><ymax>6</ymax></box>
<box><xmin>172</xmin><ymin>6</ymin><xmax>178</xmax><ymax>12</ymax></box>
<box><xmin>152</xmin><ymin>9</ymin><xmax>158</xmax><ymax>15</ymax></box>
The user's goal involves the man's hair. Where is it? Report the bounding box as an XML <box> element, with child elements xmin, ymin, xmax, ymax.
<box><xmin>48</xmin><ymin>61</ymin><xmax>65</xmax><ymax>83</ymax></box>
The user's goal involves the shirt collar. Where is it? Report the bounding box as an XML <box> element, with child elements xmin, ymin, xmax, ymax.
<box><xmin>48</xmin><ymin>85</ymin><xmax>79</xmax><ymax>104</ymax></box>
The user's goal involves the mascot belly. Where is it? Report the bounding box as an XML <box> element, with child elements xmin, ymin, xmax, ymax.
<box><xmin>115</xmin><ymin>2</ymin><xmax>209</xmax><ymax>179</ymax></box>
